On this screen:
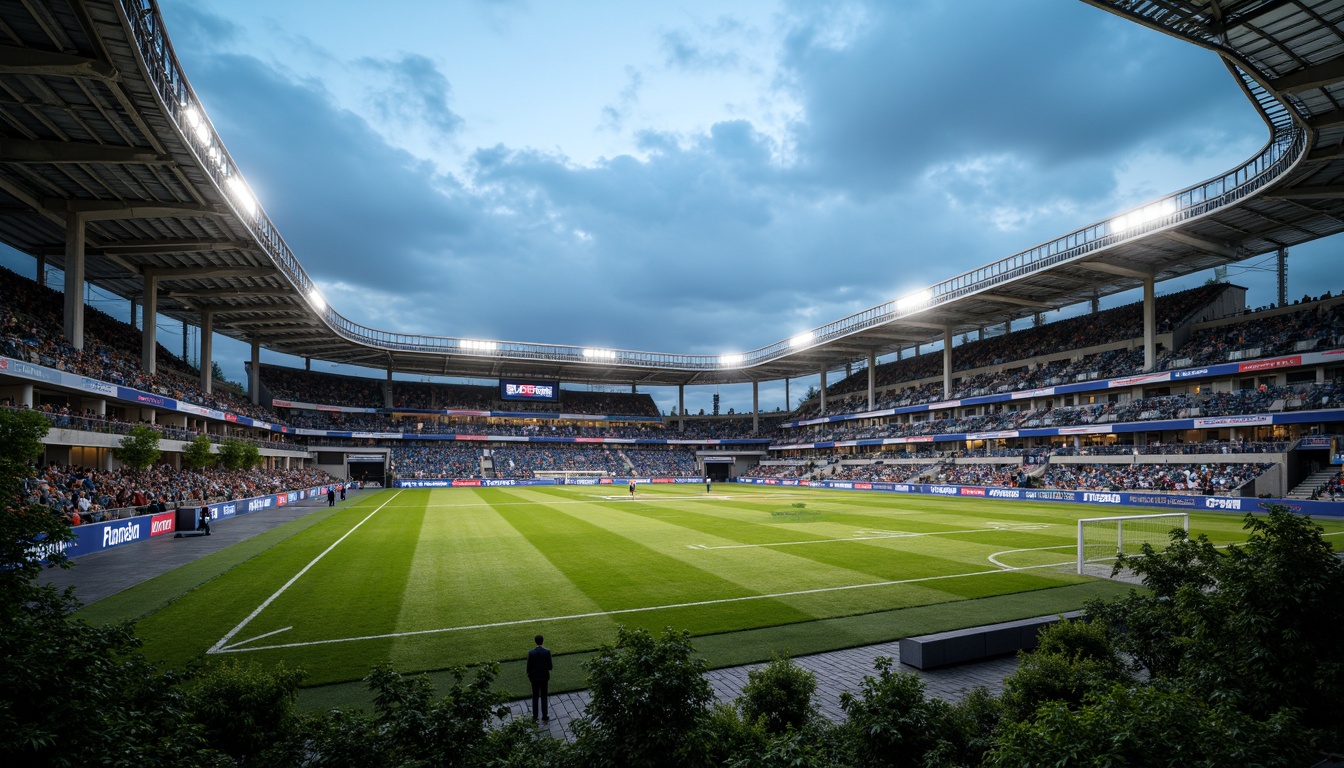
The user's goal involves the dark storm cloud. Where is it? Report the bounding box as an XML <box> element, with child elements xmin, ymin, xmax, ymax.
<box><xmin>782</xmin><ymin>0</ymin><xmax>1264</xmax><ymax>198</ymax></box>
<box><xmin>357</xmin><ymin>53</ymin><xmax>465</xmax><ymax>138</ymax></box>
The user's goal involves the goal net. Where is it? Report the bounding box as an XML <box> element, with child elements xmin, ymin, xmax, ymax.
<box><xmin>1076</xmin><ymin>512</ymin><xmax>1188</xmax><ymax>575</ymax></box>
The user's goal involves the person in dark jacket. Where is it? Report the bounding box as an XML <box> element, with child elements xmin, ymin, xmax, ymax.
<box><xmin>526</xmin><ymin>634</ymin><xmax>553</xmax><ymax>722</ymax></box>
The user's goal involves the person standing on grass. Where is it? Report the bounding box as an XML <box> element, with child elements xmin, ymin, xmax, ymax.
<box><xmin>327</xmin><ymin>487</ymin><xmax>336</xmax><ymax>507</ymax></box>
<box><xmin>706</xmin><ymin>478</ymin><xmax>711</xmax><ymax>494</ymax></box>
<box><xmin>629</xmin><ymin>479</ymin><xmax>636</xmax><ymax>497</ymax></box>
<box><xmin>527</xmin><ymin>634</ymin><xmax>553</xmax><ymax>723</ymax></box>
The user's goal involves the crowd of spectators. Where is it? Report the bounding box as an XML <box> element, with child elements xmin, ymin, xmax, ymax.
<box><xmin>0</xmin><ymin>267</ymin><xmax>276</xmax><ymax>423</ymax></box>
<box><xmin>742</xmin><ymin>463</ymin><xmax>814</xmax><ymax>479</ymax></box>
<box><xmin>21</xmin><ymin>463</ymin><xmax>336</xmax><ymax>525</ymax></box>
<box><xmin>262</xmin><ymin>364</ymin><xmax>662</xmax><ymax>417</ymax></box>
<box><xmin>1042</xmin><ymin>462</ymin><xmax>1271</xmax><ymax>493</ymax></box>
<box><xmin>829</xmin><ymin>463</ymin><xmax>938</xmax><ymax>483</ymax></box>
<box><xmin>1310</xmin><ymin>471</ymin><xmax>1342</xmax><ymax>501</ymax></box>
<box><xmin>1165</xmin><ymin>301</ymin><xmax>1344</xmax><ymax>368</ymax></box>
<box><xmin>389</xmin><ymin>444</ymin><xmax>481</xmax><ymax>478</ymax></box>
<box><xmin>490</xmin><ymin>446</ymin><xmax>629</xmax><ymax>479</ymax></box>
<box><xmin>1052</xmin><ymin>440</ymin><xmax>1290</xmax><ymax>456</ymax></box>
<box><xmin>621</xmin><ymin>448</ymin><xmax>700</xmax><ymax>477</ymax></box>
<box><xmin>932</xmin><ymin>463</ymin><xmax>1028</xmax><ymax>487</ymax></box>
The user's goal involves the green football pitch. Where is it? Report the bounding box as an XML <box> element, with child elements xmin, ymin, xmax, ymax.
<box><xmin>80</xmin><ymin>485</ymin><xmax>1344</xmax><ymax>689</ymax></box>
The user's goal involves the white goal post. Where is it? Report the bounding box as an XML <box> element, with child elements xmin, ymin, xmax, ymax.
<box><xmin>1076</xmin><ymin>512</ymin><xmax>1189</xmax><ymax>575</ymax></box>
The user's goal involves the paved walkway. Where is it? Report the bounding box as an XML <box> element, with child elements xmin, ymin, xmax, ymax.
<box><xmin>503</xmin><ymin>641</ymin><xmax>1019</xmax><ymax>740</ymax></box>
<box><xmin>44</xmin><ymin>488</ymin><xmax>1024</xmax><ymax>735</ymax></box>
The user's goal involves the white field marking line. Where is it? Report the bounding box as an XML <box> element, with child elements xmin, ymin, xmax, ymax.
<box><xmin>207</xmin><ymin>490</ymin><xmax>404</xmax><ymax>655</ymax></box>
<box><xmin>213</xmin><ymin>559</ymin><xmax>1070</xmax><ymax>655</ymax></box>
<box><xmin>684</xmin><ymin>526</ymin><xmax>1014</xmax><ymax>550</ymax></box>
<box><xmin>988</xmin><ymin>545</ymin><xmax>1075</xmax><ymax>570</ymax></box>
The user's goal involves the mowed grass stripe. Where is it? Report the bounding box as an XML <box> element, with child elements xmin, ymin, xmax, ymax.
<box><xmin>220</xmin><ymin>491</ymin><xmax>425</xmax><ymax>647</ymax></box>
<box><xmin>131</xmin><ymin>492</ymin><xmax>408</xmax><ymax>668</ymax></box>
<box><xmin>485</xmin><ymin>489</ymin><xmax>813</xmax><ymax>624</ymax></box>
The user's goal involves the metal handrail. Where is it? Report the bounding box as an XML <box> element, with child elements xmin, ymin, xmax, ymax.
<box><xmin>116</xmin><ymin>0</ymin><xmax>1309</xmax><ymax>374</ymax></box>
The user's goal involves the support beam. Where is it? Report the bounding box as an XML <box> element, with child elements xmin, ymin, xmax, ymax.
<box><xmin>678</xmin><ymin>384</ymin><xmax>685</xmax><ymax>432</ymax></box>
<box><xmin>141</xmin><ymin>275</ymin><xmax>158</xmax><ymax>374</ymax></box>
<box><xmin>0</xmin><ymin>45</ymin><xmax>118</xmax><ymax>82</ymax></box>
<box><xmin>867</xmin><ymin>351</ymin><xmax>876</xmax><ymax>411</ymax></box>
<box><xmin>0</xmin><ymin>138</ymin><xmax>172</xmax><ymax>165</ymax></box>
<box><xmin>1091</xmin><ymin>294</ymin><xmax>1100</xmax><ymax>314</ymax></box>
<box><xmin>784</xmin><ymin>379</ymin><xmax>790</xmax><ymax>413</ymax></box>
<box><xmin>1142</xmin><ymin>276</ymin><xmax>1156</xmax><ymax>372</ymax></box>
<box><xmin>385</xmin><ymin>364</ymin><xmax>394</xmax><ymax>409</ymax></box>
<box><xmin>1307</xmin><ymin>108</ymin><xmax>1344</xmax><ymax>130</ymax></box>
<box><xmin>1163</xmin><ymin>231</ymin><xmax>1239</xmax><ymax>258</ymax></box>
<box><xmin>1277</xmin><ymin>247</ymin><xmax>1288</xmax><ymax>307</ymax></box>
<box><xmin>819</xmin><ymin>366</ymin><xmax>827</xmax><ymax>416</ymax></box>
<box><xmin>250</xmin><ymin>340</ymin><xmax>261</xmax><ymax>406</ymax></box>
<box><xmin>144</xmin><ymin>266</ymin><xmax>274</xmax><ymax>280</ymax></box>
<box><xmin>1076</xmin><ymin>261</ymin><xmax>1153</xmax><ymax>280</ymax></box>
<box><xmin>44</xmin><ymin>199</ymin><xmax>225</xmax><ymax>220</ymax></box>
<box><xmin>200</xmin><ymin>308</ymin><xmax>214</xmax><ymax>394</ymax></box>
<box><xmin>752</xmin><ymin>381</ymin><xmax>759</xmax><ymax>434</ymax></box>
<box><xmin>1265</xmin><ymin>185</ymin><xmax>1344</xmax><ymax>200</ymax></box>
<box><xmin>182</xmin><ymin>319</ymin><xmax>189</xmax><ymax>364</ymax></box>
<box><xmin>943</xmin><ymin>328</ymin><xmax>953</xmax><ymax>398</ymax></box>
<box><xmin>63</xmin><ymin>213</ymin><xmax>85</xmax><ymax>349</ymax></box>
<box><xmin>98</xmin><ymin>239</ymin><xmax>249</xmax><ymax>255</ymax></box>
<box><xmin>982</xmin><ymin>292</ymin><xmax>1051</xmax><ymax>309</ymax></box>
<box><xmin>130</xmin><ymin>298</ymin><xmax>138</xmax><ymax>330</ymax></box>
<box><xmin>35</xmin><ymin>254</ymin><xmax>45</xmax><ymax>287</ymax></box>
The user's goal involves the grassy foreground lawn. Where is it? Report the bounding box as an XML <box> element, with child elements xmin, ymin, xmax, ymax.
<box><xmin>78</xmin><ymin>484</ymin><xmax>1344</xmax><ymax>695</ymax></box>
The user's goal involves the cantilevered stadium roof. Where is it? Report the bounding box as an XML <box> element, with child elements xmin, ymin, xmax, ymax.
<box><xmin>0</xmin><ymin>0</ymin><xmax>1340</xmax><ymax>387</ymax></box>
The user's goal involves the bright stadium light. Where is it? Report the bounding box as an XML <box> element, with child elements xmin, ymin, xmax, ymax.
<box><xmin>181</xmin><ymin>104</ymin><xmax>210</xmax><ymax>143</ymax></box>
<box><xmin>460</xmin><ymin>339</ymin><xmax>498</xmax><ymax>352</ymax></box>
<box><xmin>719</xmin><ymin>353</ymin><xmax>744</xmax><ymax>367</ymax></box>
<box><xmin>308</xmin><ymin>289</ymin><xmax>326</xmax><ymax>311</ymax></box>
<box><xmin>583</xmin><ymin>347</ymin><xmax>617</xmax><ymax>360</ymax></box>
<box><xmin>790</xmin><ymin>331</ymin><xmax>814</xmax><ymax>348</ymax></box>
<box><xmin>1110</xmin><ymin>199</ymin><xmax>1176</xmax><ymax>234</ymax></box>
<box><xmin>225</xmin><ymin>176</ymin><xmax>257</xmax><ymax>218</ymax></box>
<box><xmin>896</xmin><ymin>289</ymin><xmax>932</xmax><ymax>313</ymax></box>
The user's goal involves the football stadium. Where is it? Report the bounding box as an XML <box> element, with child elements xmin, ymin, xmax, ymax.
<box><xmin>4</xmin><ymin>0</ymin><xmax>1344</xmax><ymax>765</ymax></box>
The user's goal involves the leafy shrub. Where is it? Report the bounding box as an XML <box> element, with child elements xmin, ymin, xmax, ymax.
<box><xmin>738</xmin><ymin>654</ymin><xmax>817</xmax><ymax>734</ymax></box>
<box><xmin>186</xmin><ymin>659</ymin><xmax>305</xmax><ymax>765</ymax></box>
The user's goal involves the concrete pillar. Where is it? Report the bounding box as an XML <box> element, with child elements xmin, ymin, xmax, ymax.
<box><xmin>784</xmin><ymin>379</ymin><xmax>790</xmax><ymax>413</ymax></box>
<box><xmin>140</xmin><ymin>275</ymin><xmax>158</xmax><ymax>374</ymax></box>
<box><xmin>130</xmin><ymin>298</ymin><xmax>138</xmax><ymax>330</ymax></box>
<box><xmin>897</xmin><ymin>347</ymin><xmax>903</xmax><ymax>361</ymax></box>
<box><xmin>1004</xmin><ymin>320</ymin><xmax>1011</xmax><ymax>335</ymax></box>
<box><xmin>305</xmin><ymin>357</ymin><xmax>311</xmax><ymax>371</ymax></box>
<box><xmin>678</xmin><ymin>384</ymin><xmax>685</xmax><ymax>432</ymax></box>
<box><xmin>385</xmin><ymin>365</ymin><xmax>393</xmax><ymax>408</ymax></box>
<box><xmin>943</xmin><ymin>327</ymin><xmax>953</xmax><ymax>398</ymax></box>
<box><xmin>752</xmin><ymin>380</ymin><xmax>759</xmax><ymax>434</ymax></box>
<box><xmin>1091</xmin><ymin>294</ymin><xmax>1100</xmax><ymax>314</ymax></box>
<box><xmin>1143</xmin><ymin>276</ymin><xmax>1156</xmax><ymax>371</ymax></box>
<box><xmin>63</xmin><ymin>213</ymin><xmax>85</xmax><ymax>349</ymax></box>
<box><xmin>36</xmin><ymin>254</ymin><xmax>46</xmax><ymax>287</ymax></box>
<box><xmin>200</xmin><ymin>308</ymin><xmax>214</xmax><ymax>394</ymax></box>
<box><xmin>250</xmin><ymin>339</ymin><xmax>261</xmax><ymax>405</ymax></box>
<box><xmin>631</xmin><ymin>382</ymin><xmax>637</xmax><ymax>394</ymax></box>
<box><xmin>867</xmin><ymin>351</ymin><xmax>876</xmax><ymax>411</ymax></box>
<box><xmin>820</xmin><ymin>366</ymin><xmax>828</xmax><ymax>416</ymax></box>
<box><xmin>977</xmin><ymin>326</ymin><xmax>984</xmax><ymax>341</ymax></box>
<box><xmin>182</xmin><ymin>320</ymin><xmax>189</xmax><ymax>365</ymax></box>
<box><xmin>845</xmin><ymin>362</ymin><xmax>852</xmax><ymax>380</ymax></box>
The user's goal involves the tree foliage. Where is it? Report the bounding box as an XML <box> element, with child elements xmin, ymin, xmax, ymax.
<box><xmin>738</xmin><ymin>654</ymin><xmax>817</xmax><ymax>735</ymax></box>
<box><xmin>114</xmin><ymin>424</ymin><xmax>162</xmax><ymax>469</ymax></box>
<box><xmin>181</xmin><ymin>434</ymin><xmax>216</xmax><ymax>470</ymax></box>
<box><xmin>217</xmin><ymin>439</ymin><xmax>261</xmax><ymax>471</ymax></box>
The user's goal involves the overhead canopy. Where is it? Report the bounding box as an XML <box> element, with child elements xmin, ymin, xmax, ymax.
<box><xmin>0</xmin><ymin>0</ymin><xmax>1340</xmax><ymax>387</ymax></box>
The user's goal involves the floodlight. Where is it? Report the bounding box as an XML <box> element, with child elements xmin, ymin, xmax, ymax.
<box><xmin>583</xmin><ymin>348</ymin><xmax>617</xmax><ymax>360</ymax></box>
<box><xmin>896</xmin><ymin>289</ymin><xmax>932</xmax><ymax>312</ymax></box>
<box><xmin>1110</xmin><ymin>199</ymin><xmax>1176</xmax><ymax>234</ymax></box>
<box><xmin>719</xmin><ymin>353</ymin><xmax>744</xmax><ymax>367</ymax></box>
<box><xmin>308</xmin><ymin>289</ymin><xmax>325</xmax><ymax>311</ymax></box>
<box><xmin>460</xmin><ymin>339</ymin><xmax>498</xmax><ymax>352</ymax></box>
<box><xmin>790</xmin><ymin>331</ymin><xmax>814</xmax><ymax>348</ymax></box>
<box><xmin>225</xmin><ymin>176</ymin><xmax>257</xmax><ymax>218</ymax></box>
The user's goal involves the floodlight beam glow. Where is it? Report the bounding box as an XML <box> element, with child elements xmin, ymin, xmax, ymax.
<box><xmin>895</xmin><ymin>289</ymin><xmax>933</xmax><ymax>313</ymax></box>
<box><xmin>789</xmin><ymin>332</ymin><xmax>814</xmax><ymax>348</ymax></box>
<box><xmin>308</xmin><ymin>289</ymin><xmax>325</xmax><ymax>311</ymax></box>
<box><xmin>1110</xmin><ymin>200</ymin><xmax>1177</xmax><ymax>234</ymax></box>
<box><xmin>719</xmin><ymin>353</ymin><xmax>745</xmax><ymax>367</ymax></box>
<box><xmin>583</xmin><ymin>348</ymin><xmax>617</xmax><ymax>360</ymax></box>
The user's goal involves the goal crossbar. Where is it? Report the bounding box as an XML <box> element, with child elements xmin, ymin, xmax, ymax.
<box><xmin>1077</xmin><ymin>512</ymin><xmax>1189</xmax><ymax>575</ymax></box>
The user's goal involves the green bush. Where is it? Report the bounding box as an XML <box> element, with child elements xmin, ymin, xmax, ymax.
<box><xmin>839</xmin><ymin>657</ymin><xmax>945</xmax><ymax>768</ymax></box>
<box><xmin>571</xmin><ymin>626</ymin><xmax>713</xmax><ymax>768</ymax></box>
<box><xmin>186</xmin><ymin>659</ymin><xmax>305</xmax><ymax>765</ymax></box>
<box><xmin>738</xmin><ymin>654</ymin><xmax>817</xmax><ymax>734</ymax></box>
<box><xmin>999</xmin><ymin>618</ymin><xmax>1128</xmax><ymax>724</ymax></box>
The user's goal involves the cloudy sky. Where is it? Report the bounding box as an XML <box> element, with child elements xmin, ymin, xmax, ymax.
<box><xmin>7</xmin><ymin>0</ymin><xmax>1341</xmax><ymax>414</ymax></box>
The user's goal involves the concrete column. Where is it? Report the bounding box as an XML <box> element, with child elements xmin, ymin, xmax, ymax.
<box><xmin>820</xmin><ymin>366</ymin><xmax>828</xmax><ymax>416</ymax></box>
<box><xmin>1143</xmin><ymin>276</ymin><xmax>1156</xmax><ymax>371</ymax></box>
<box><xmin>130</xmin><ymin>298</ymin><xmax>138</xmax><ymax>330</ymax></box>
<box><xmin>977</xmin><ymin>326</ymin><xmax>984</xmax><ymax>342</ymax></box>
<box><xmin>305</xmin><ymin>357</ymin><xmax>311</xmax><ymax>371</ymax></box>
<box><xmin>897</xmin><ymin>347</ymin><xmax>903</xmax><ymax>361</ymax></box>
<box><xmin>140</xmin><ymin>275</ymin><xmax>158</xmax><ymax>374</ymax></box>
<box><xmin>36</xmin><ymin>254</ymin><xmax>46</xmax><ymax>287</ymax></box>
<box><xmin>63</xmin><ymin>213</ymin><xmax>85</xmax><ymax>349</ymax></box>
<box><xmin>943</xmin><ymin>327</ymin><xmax>953</xmax><ymax>398</ymax></box>
<box><xmin>182</xmin><ymin>320</ymin><xmax>189</xmax><ymax>365</ymax></box>
<box><xmin>752</xmin><ymin>380</ymin><xmax>759</xmax><ymax>434</ymax></box>
<box><xmin>385</xmin><ymin>365</ymin><xmax>393</xmax><ymax>408</ymax></box>
<box><xmin>678</xmin><ymin>384</ymin><xmax>685</xmax><ymax>432</ymax></box>
<box><xmin>784</xmin><ymin>379</ymin><xmax>790</xmax><ymax>413</ymax></box>
<box><xmin>17</xmin><ymin>383</ymin><xmax>34</xmax><ymax>408</ymax></box>
<box><xmin>250</xmin><ymin>339</ymin><xmax>261</xmax><ymax>405</ymax></box>
<box><xmin>845</xmin><ymin>362</ymin><xmax>852</xmax><ymax>380</ymax></box>
<box><xmin>200</xmin><ymin>308</ymin><xmax>214</xmax><ymax>394</ymax></box>
<box><xmin>867</xmin><ymin>351</ymin><xmax>876</xmax><ymax>411</ymax></box>
<box><xmin>631</xmin><ymin>382</ymin><xmax>637</xmax><ymax>394</ymax></box>
<box><xmin>1091</xmin><ymin>294</ymin><xmax>1100</xmax><ymax>314</ymax></box>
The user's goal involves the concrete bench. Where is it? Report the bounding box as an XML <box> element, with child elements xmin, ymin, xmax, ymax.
<box><xmin>898</xmin><ymin>610</ymin><xmax>1083</xmax><ymax>670</ymax></box>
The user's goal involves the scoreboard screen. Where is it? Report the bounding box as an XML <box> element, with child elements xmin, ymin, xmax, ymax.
<box><xmin>500</xmin><ymin>379</ymin><xmax>559</xmax><ymax>402</ymax></box>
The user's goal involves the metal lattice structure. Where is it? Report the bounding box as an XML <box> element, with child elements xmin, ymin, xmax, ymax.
<box><xmin>0</xmin><ymin>0</ymin><xmax>1340</xmax><ymax>386</ymax></box>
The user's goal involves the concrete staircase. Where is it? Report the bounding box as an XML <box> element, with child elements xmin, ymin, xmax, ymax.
<box><xmin>1286</xmin><ymin>468</ymin><xmax>1340</xmax><ymax>499</ymax></box>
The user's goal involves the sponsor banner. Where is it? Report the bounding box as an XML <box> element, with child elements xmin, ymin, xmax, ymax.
<box><xmin>453</xmin><ymin>479</ymin><xmax>482</xmax><ymax>487</ymax></box>
<box><xmin>1194</xmin><ymin>415</ymin><xmax>1273</xmax><ymax>428</ymax></box>
<box><xmin>1057</xmin><ymin>426</ymin><xmax>1113</xmax><ymax>435</ymax></box>
<box><xmin>1333</xmin><ymin>453</ymin><xmax>1344</xmax><ymax>466</ymax></box>
<box><xmin>346</xmin><ymin>454</ymin><xmax>385</xmax><ymax>462</ymax></box>
<box><xmin>351</xmin><ymin>432</ymin><xmax>402</xmax><ymax>440</ymax></box>
<box><xmin>246</xmin><ymin>496</ymin><xmax>274</xmax><ymax>513</ymax></box>
<box><xmin>1082</xmin><ymin>492</ymin><xmax>1122</xmax><ymax>504</ymax></box>
<box><xmin>79</xmin><ymin>377</ymin><xmax>117</xmax><ymax>397</ymax></box>
<box><xmin>1109</xmin><ymin>372</ymin><xmax>1171</xmax><ymax>388</ymax></box>
<box><xmin>987</xmin><ymin>488</ymin><xmax>1021</xmax><ymax>499</ymax></box>
<box><xmin>1238</xmin><ymin>355</ymin><xmax>1301</xmax><ymax>372</ymax></box>
<box><xmin>2</xmin><ymin>358</ymin><xmax>61</xmax><ymax>383</ymax></box>
<box><xmin>967</xmin><ymin>431</ymin><xmax>1018</xmax><ymax>440</ymax></box>
<box><xmin>960</xmin><ymin>487</ymin><xmax>986</xmax><ymax>496</ymax></box>
<box><xmin>392</xmin><ymin>478</ymin><xmax>559</xmax><ymax>488</ymax></box>
<box><xmin>149</xmin><ymin>512</ymin><xmax>176</xmax><ymax>537</ymax></box>
<box><xmin>1297</xmin><ymin>436</ymin><xmax>1333</xmax><ymax>449</ymax></box>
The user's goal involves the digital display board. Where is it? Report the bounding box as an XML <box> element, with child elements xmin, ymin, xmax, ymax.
<box><xmin>500</xmin><ymin>379</ymin><xmax>559</xmax><ymax>402</ymax></box>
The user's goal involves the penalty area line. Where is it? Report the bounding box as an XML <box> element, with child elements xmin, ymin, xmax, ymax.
<box><xmin>209</xmin><ymin>490</ymin><xmax>404</xmax><ymax>654</ymax></box>
<box><xmin>213</xmin><ymin>560</ymin><xmax>1069</xmax><ymax>655</ymax></box>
